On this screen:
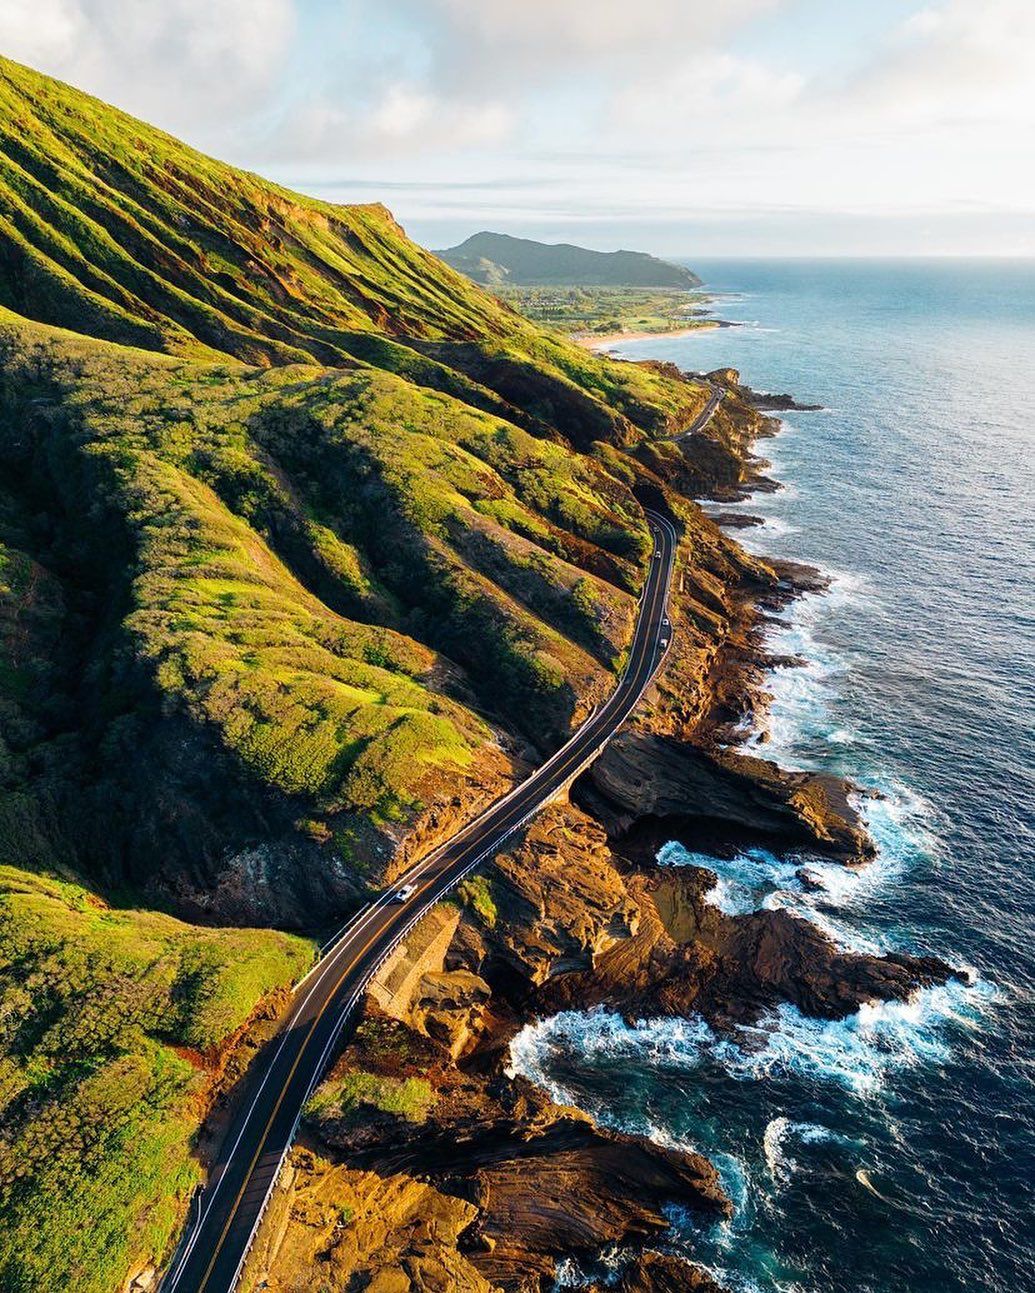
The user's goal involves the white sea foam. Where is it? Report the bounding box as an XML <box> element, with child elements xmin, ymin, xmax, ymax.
<box><xmin>658</xmin><ymin>840</ymin><xmax>800</xmax><ymax>918</ymax></box>
<box><xmin>731</xmin><ymin>982</ymin><xmax>995</xmax><ymax>1094</ymax></box>
<box><xmin>828</xmin><ymin>727</ymin><xmax>855</xmax><ymax>745</ymax></box>
<box><xmin>762</xmin><ymin>1116</ymin><xmax>792</xmax><ymax>1178</ymax></box>
<box><xmin>740</xmin><ymin>574</ymin><xmax>872</xmax><ymax>764</ymax></box>
<box><xmin>659</xmin><ymin>763</ymin><xmax>941</xmax><ymax>955</ymax></box>
<box><xmin>695</xmin><ymin>1269</ymin><xmax>770</xmax><ymax>1293</ymax></box>
<box><xmin>763</xmin><ymin>1116</ymin><xmax>860</xmax><ymax>1182</ymax></box>
<box><xmin>552</xmin><ymin>1250</ymin><xmax>623</xmax><ymax>1288</ymax></box>
<box><xmin>705</xmin><ymin>511</ymin><xmax>800</xmax><ymax>552</ymax></box>
<box><xmin>757</xmin><ymin>515</ymin><xmax>798</xmax><ymax>539</ymax></box>
<box><xmin>657</xmin><ymin>823</ymin><xmax>915</xmax><ymax>954</ymax></box>
<box><xmin>510</xmin><ymin>978</ymin><xmax>995</xmax><ymax>1105</ymax></box>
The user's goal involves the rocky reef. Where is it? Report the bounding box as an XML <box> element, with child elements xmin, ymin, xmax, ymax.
<box><xmin>239</xmin><ymin>798</ymin><xmax>953</xmax><ymax>1291</ymax></box>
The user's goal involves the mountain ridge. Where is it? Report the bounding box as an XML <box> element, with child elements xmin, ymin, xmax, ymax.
<box><xmin>435</xmin><ymin>230</ymin><xmax>702</xmax><ymax>289</ymax></box>
<box><xmin>0</xmin><ymin>55</ymin><xmax>711</xmax><ymax>447</ymax></box>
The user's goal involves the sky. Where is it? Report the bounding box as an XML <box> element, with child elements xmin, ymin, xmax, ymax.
<box><xmin>2</xmin><ymin>0</ymin><xmax>1033</xmax><ymax>257</ymax></box>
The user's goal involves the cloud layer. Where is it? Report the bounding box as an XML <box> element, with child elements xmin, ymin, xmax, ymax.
<box><xmin>1</xmin><ymin>0</ymin><xmax>1031</xmax><ymax>254</ymax></box>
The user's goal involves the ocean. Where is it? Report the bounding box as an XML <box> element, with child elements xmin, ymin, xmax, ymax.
<box><xmin>509</xmin><ymin>260</ymin><xmax>1035</xmax><ymax>1292</ymax></box>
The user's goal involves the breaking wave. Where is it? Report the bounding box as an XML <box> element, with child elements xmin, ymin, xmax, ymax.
<box><xmin>743</xmin><ymin>570</ymin><xmax>872</xmax><ymax>767</ymax></box>
<box><xmin>762</xmin><ymin>1117</ymin><xmax>860</xmax><ymax>1183</ymax></box>
<box><xmin>658</xmin><ymin>780</ymin><xmax>938</xmax><ymax>955</ymax></box>
<box><xmin>510</xmin><ymin>977</ymin><xmax>994</xmax><ymax>1105</ymax></box>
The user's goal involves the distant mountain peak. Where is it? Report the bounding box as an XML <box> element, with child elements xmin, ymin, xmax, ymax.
<box><xmin>434</xmin><ymin>231</ymin><xmax>701</xmax><ymax>289</ymax></box>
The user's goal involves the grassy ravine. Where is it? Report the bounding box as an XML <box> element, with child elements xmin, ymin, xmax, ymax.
<box><xmin>0</xmin><ymin>54</ymin><xmax>736</xmax><ymax>1293</ymax></box>
<box><xmin>0</xmin><ymin>309</ymin><xmax>646</xmax><ymax>824</ymax></box>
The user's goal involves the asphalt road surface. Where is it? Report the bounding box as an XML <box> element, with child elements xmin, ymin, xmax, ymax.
<box><xmin>672</xmin><ymin>383</ymin><xmax>725</xmax><ymax>441</ymax></box>
<box><xmin>163</xmin><ymin>508</ymin><xmax>680</xmax><ymax>1293</ymax></box>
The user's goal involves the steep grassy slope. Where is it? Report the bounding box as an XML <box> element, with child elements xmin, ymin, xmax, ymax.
<box><xmin>0</xmin><ymin>58</ymin><xmax>732</xmax><ymax>923</ymax></box>
<box><xmin>0</xmin><ymin>867</ymin><xmax>311</xmax><ymax>1293</ymax></box>
<box><xmin>0</xmin><ymin>479</ymin><xmax>313</xmax><ymax>1292</ymax></box>
<box><xmin>0</xmin><ymin>307</ymin><xmax>654</xmax><ymax>912</ymax></box>
<box><xmin>0</xmin><ymin>61</ymin><xmax>506</xmax><ymax>358</ymax></box>
<box><xmin>0</xmin><ymin>56</ymin><xmax>709</xmax><ymax>443</ymax></box>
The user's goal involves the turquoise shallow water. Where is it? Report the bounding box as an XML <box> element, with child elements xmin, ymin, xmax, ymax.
<box><xmin>510</xmin><ymin>261</ymin><xmax>1035</xmax><ymax>1292</ymax></box>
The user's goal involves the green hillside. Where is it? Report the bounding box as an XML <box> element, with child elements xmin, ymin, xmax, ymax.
<box><xmin>0</xmin><ymin>866</ymin><xmax>311</xmax><ymax>1293</ymax></box>
<box><xmin>0</xmin><ymin>307</ymin><xmax>647</xmax><ymax>874</ymax></box>
<box><xmin>0</xmin><ymin>56</ymin><xmax>709</xmax><ymax>443</ymax></box>
<box><xmin>0</xmin><ymin>55</ymin><xmax>751</xmax><ymax>1292</ymax></box>
<box><xmin>0</xmin><ymin>54</ymin><xmax>727</xmax><ymax>913</ymax></box>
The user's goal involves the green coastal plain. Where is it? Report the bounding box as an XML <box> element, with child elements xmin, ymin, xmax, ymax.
<box><xmin>496</xmin><ymin>284</ymin><xmax>713</xmax><ymax>338</ymax></box>
<box><xmin>0</xmin><ymin>54</ymin><xmax>736</xmax><ymax>1292</ymax></box>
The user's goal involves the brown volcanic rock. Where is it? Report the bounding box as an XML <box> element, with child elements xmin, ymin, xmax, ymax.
<box><xmin>307</xmin><ymin>1011</ymin><xmax>727</xmax><ymax>1290</ymax></box>
<box><xmin>587</xmin><ymin>729</ymin><xmax>873</xmax><ymax>861</ymax></box>
<box><xmin>238</xmin><ymin>1148</ymin><xmax>495</xmax><ymax>1293</ymax></box>
<box><xmin>540</xmin><ymin>863</ymin><xmax>953</xmax><ymax>1026</ymax></box>
<box><xmin>286</xmin><ymin>787</ymin><xmax>954</xmax><ymax>1291</ymax></box>
<box><xmin>691</xmin><ymin>906</ymin><xmax>953</xmax><ymax>1024</ymax></box>
<box><xmin>616</xmin><ymin>1252</ymin><xmax>724</xmax><ymax>1292</ymax></box>
<box><xmin>457</xmin><ymin>803</ymin><xmax>949</xmax><ymax>1032</ymax></box>
<box><xmin>465</xmin><ymin>1136</ymin><xmax>726</xmax><ymax>1289</ymax></box>
<box><xmin>456</xmin><ymin>804</ymin><xmax>640</xmax><ymax>991</ymax></box>
<box><xmin>739</xmin><ymin>385</ymin><xmax>824</xmax><ymax>412</ymax></box>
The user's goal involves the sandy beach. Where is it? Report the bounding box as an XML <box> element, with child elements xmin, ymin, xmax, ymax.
<box><xmin>576</xmin><ymin>321</ymin><xmax>722</xmax><ymax>350</ymax></box>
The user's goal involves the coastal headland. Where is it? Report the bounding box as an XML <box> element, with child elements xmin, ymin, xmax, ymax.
<box><xmin>0</xmin><ymin>56</ymin><xmax>961</xmax><ymax>1293</ymax></box>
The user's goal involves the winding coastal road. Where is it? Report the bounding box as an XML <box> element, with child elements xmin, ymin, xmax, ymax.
<box><xmin>163</xmin><ymin>508</ymin><xmax>679</xmax><ymax>1293</ymax></box>
<box><xmin>674</xmin><ymin>382</ymin><xmax>725</xmax><ymax>441</ymax></box>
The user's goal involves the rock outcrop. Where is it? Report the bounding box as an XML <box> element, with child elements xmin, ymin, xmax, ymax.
<box><xmin>239</xmin><ymin>1152</ymin><xmax>494</xmax><ymax>1293</ymax></box>
<box><xmin>537</xmin><ymin>860</ymin><xmax>953</xmax><ymax>1027</ymax></box>
<box><xmin>304</xmin><ymin>1007</ymin><xmax>727</xmax><ymax>1292</ymax></box>
<box><xmin>265</xmin><ymin>787</ymin><xmax>954</xmax><ymax>1291</ymax></box>
<box><xmin>586</xmin><ymin>730</ymin><xmax>873</xmax><ymax>861</ymax></box>
<box><xmin>616</xmin><ymin>1252</ymin><xmax>725</xmax><ymax>1292</ymax></box>
<box><xmin>453</xmin><ymin>804</ymin><xmax>640</xmax><ymax>991</ymax></box>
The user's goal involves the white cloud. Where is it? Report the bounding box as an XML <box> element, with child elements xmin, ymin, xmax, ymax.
<box><xmin>428</xmin><ymin>0</ymin><xmax>778</xmax><ymax>61</ymax></box>
<box><xmin>266</xmin><ymin>81</ymin><xmax>514</xmax><ymax>164</ymax></box>
<box><xmin>844</xmin><ymin>0</ymin><xmax>1035</xmax><ymax>125</ymax></box>
<box><xmin>379</xmin><ymin>0</ymin><xmax>786</xmax><ymax>110</ymax></box>
<box><xmin>367</xmin><ymin>84</ymin><xmax>512</xmax><ymax>148</ymax></box>
<box><xmin>0</xmin><ymin>0</ymin><xmax>1031</xmax><ymax>253</ymax></box>
<box><xmin>265</xmin><ymin>0</ymin><xmax>786</xmax><ymax>161</ymax></box>
<box><xmin>609</xmin><ymin>51</ymin><xmax>804</xmax><ymax>133</ymax></box>
<box><xmin>0</xmin><ymin>0</ymin><xmax>86</xmax><ymax>67</ymax></box>
<box><xmin>0</xmin><ymin>0</ymin><xmax>295</xmax><ymax>136</ymax></box>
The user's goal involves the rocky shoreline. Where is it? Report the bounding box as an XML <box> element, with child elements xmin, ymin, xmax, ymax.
<box><xmin>232</xmin><ymin>374</ymin><xmax>958</xmax><ymax>1293</ymax></box>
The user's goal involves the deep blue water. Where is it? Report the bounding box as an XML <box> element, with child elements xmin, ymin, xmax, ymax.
<box><xmin>511</xmin><ymin>261</ymin><xmax>1035</xmax><ymax>1292</ymax></box>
